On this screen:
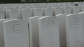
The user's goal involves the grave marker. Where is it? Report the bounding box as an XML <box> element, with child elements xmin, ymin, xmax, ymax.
<box><xmin>3</xmin><ymin>19</ymin><xmax>29</xmax><ymax>47</ymax></box>
<box><xmin>29</xmin><ymin>16</ymin><xmax>39</xmax><ymax>47</ymax></box>
<box><xmin>45</xmin><ymin>7</ymin><xmax>53</xmax><ymax>16</ymax></box>
<box><xmin>8</xmin><ymin>8</ymin><xmax>19</xmax><ymax>19</ymax></box>
<box><xmin>66</xmin><ymin>14</ymin><xmax>84</xmax><ymax>47</ymax></box>
<box><xmin>34</xmin><ymin>8</ymin><xmax>42</xmax><ymax>17</ymax></box>
<box><xmin>0</xmin><ymin>19</ymin><xmax>8</xmax><ymax>47</ymax></box>
<box><xmin>19</xmin><ymin>8</ymin><xmax>31</xmax><ymax>20</ymax></box>
<box><xmin>38</xmin><ymin>16</ymin><xmax>60</xmax><ymax>47</ymax></box>
<box><xmin>0</xmin><ymin>7</ymin><xmax>7</xmax><ymax>19</ymax></box>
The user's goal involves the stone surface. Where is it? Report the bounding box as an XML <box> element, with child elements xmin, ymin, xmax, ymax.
<box><xmin>3</xmin><ymin>19</ymin><xmax>29</xmax><ymax>47</ymax></box>
<box><xmin>19</xmin><ymin>9</ymin><xmax>31</xmax><ymax>20</ymax></box>
<box><xmin>66</xmin><ymin>13</ymin><xmax>84</xmax><ymax>47</ymax></box>
<box><xmin>45</xmin><ymin>7</ymin><xmax>53</xmax><ymax>16</ymax></box>
<box><xmin>8</xmin><ymin>8</ymin><xmax>19</xmax><ymax>19</ymax></box>
<box><xmin>38</xmin><ymin>16</ymin><xmax>60</xmax><ymax>47</ymax></box>
<box><xmin>29</xmin><ymin>16</ymin><xmax>39</xmax><ymax>47</ymax></box>
<box><xmin>34</xmin><ymin>8</ymin><xmax>42</xmax><ymax>17</ymax></box>
<box><xmin>0</xmin><ymin>19</ymin><xmax>8</xmax><ymax>47</ymax></box>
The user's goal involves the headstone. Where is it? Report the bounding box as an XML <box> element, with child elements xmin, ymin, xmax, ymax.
<box><xmin>55</xmin><ymin>7</ymin><xmax>63</xmax><ymax>15</ymax></box>
<box><xmin>45</xmin><ymin>7</ymin><xmax>53</xmax><ymax>16</ymax></box>
<box><xmin>29</xmin><ymin>16</ymin><xmax>39</xmax><ymax>47</ymax></box>
<box><xmin>14</xmin><ymin>6</ymin><xmax>21</xmax><ymax>10</ymax></box>
<box><xmin>0</xmin><ymin>19</ymin><xmax>18</xmax><ymax>47</ymax></box>
<box><xmin>72</xmin><ymin>6</ymin><xmax>81</xmax><ymax>14</ymax></box>
<box><xmin>63</xmin><ymin>6</ymin><xmax>72</xmax><ymax>14</ymax></box>
<box><xmin>56</xmin><ymin>5</ymin><xmax>72</xmax><ymax>47</ymax></box>
<box><xmin>19</xmin><ymin>8</ymin><xmax>31</xmax><ymax>20</ymax></box>
<box><xmin>19</xmin><ymin>6</ymin><xmax>28</xmax><ymax>9</ymax></box>
<box><xmin>38</xmin><ymin>16</ymin><xmax>60</xmax><ymax>47</ymax></box>
<box><xmin>34</xmin><ymin>8</ymin><xmax>42</xmax><ymax>17</ymax></box>
<box><xmin>41</xmin><ymin>8</ymin><xmax>46</xmax><ymax>16</ymax></box>
<box><xmin>66</xmin><ymin>13</ymin><xmax>84</xmax><ymax>47</ymax></box>
<box><xmin>2</xmin><ymin>4</ymin><xmax>10</xmax><ymax>8</ymax></box>
<box><xmin>8</xmin><ymin>8</ymin><xmax>19</xmax><ymax>19</ymax></box>
<box><xmin>78</xmin><ymin>12</ymin><xmax>84</xmax><ymax>39</ymax></box>
<box><xmin>5</xmin><ymin>9</ymin><xmax>10</xmax><ymax>19</ymax></box>
<box><xmin>3</xmin><ymin>19</ymin><xmax>29</xmax><ymax>47</ymax></box>
<box><xmin>0</xmin><ymin>19</ymin><xmax>8</xmax><ymax>47</ymax></box>
<box><xmin>0</xmin><ymin>7</ymin><xmax>7</xmax><ymax>19</ymax></box>
<box><xmin>30</xmin><ymin>8</ymin><xmax>34</xmax><ymax>17</ymax></box>
<box><xmin>81</xmin><ymin>5</ymin><xmax>84</xmax><ymax>12</ymax></box>
<box><xmin>10</xmin><ymin>4</ymin><xmax>17</xmax><ymax>9</ymax></box>
<box><xmin>56</xmin><ymin>13</ymin><xmax>71</xmax><ymax>47</ymax></box>
<box><xmin>51</xmin><ymin>7</ymin><xmax>56</xmax><ymax>16</ymax></box>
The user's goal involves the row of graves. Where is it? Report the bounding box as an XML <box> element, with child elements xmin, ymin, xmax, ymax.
<box><xmin>0</xmin><ymin>2</ymin><xmax>84</xmax><ymax>47</ymax></box>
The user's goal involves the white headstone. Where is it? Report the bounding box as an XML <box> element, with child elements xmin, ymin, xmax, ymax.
<box><xmin>80</xmin><ymin>11</ymin><xmax>84</xmax><ymax>35</ymax></box>
<box><xmin>5</xmin><ymin>9</ymin><xmax>10</xmax><ymax>19</ymax></box>
<box><xmin>0</xmin><ymin>7</ymin><xmax>7</xmax><ymax>19</ymax></box>
<box><xmin>66</xmin><ymin>14</ymin><xmax>84</xmax><ymax>47</ymax></box>
<box><xmin>34</xmin><ymin>8</ymin><xmax>42</xmax><ymax>17</ymax></box>
<box><xmin>81</xmin><ymin>5</ymin><xmax>84</xmax><ymax>12</ymax></box>
<box><xmin>19</xmin><ymin>9</ymin><xmax>31</xmax><ymax>20</ymax></box>
<box><xmin>8</xmin><ymin>8</ymin><xmax>19</xmax><ymax>19</ymax></box>
<box><xmin>72</xmin><ymin>6</ymin><xmax>81</xmax><ymax>14</ymax></box>
<box><xmin>0</xmin><ymin>19</ymin><xmax>8</xmax><ymax>47</ymax></box>
<box><xmin>0</xmin><ymin>19</ymin><xmax>17</xmax><ymax>47</ymax></box>
<box><xmin>29</xmin><ymin>16</ymin><xmax>39</xmax><ymax>47</ymax></box>
<box><xmin>45</xmin><ymin>7</ymin><xmax>53</xmax><ymax>16</ymax></box>
<box><xmin>55</xmin><ymin>7</ymin><xmax>63</xmax><ymax>15</ymax></box>
<box><xmin>78</xmin><ymin>12</ymin><xmax>84</xmax><ymax>40</ymax></box>
<box><xmin>38</xmin><ymin>16</ymin><xmax>60</xmax><ymax>47</ymax></box>
<box><xmin>63</xmin><ymin>6</ymin><xmax>72</xmax><ymax>14</ymax></box>
<box><xmin>19</xmin><ymin>6</ymin><xmax>28</xmax><ymax>9</ymax></box>
<box><xmin>41</xmin><ymin>8</ymin><xmax>45</xmax><ymax>16</ymax></box>
<box><xmin>3</xmin><ymin>19</ymin><xmax>29</xmax><ymax>47</ymax></box>
<box><xmin>51</xmin><ymin>7</ymin><xmax>56</xmax><ymax>16</ymax></box>
<box><xmin>56</xmin><ymin>13</ymin><xmax>71</xmax><ymax>47</ymax></box>
<box><xmin>56</xmin><ymin>7</ymin><xmax>72</xmax><ymax>47</ymax></box>
<box><xmin>30</xmin><ymin>8</ymin><xmax>34</xmax><ymax>17</ymax></box>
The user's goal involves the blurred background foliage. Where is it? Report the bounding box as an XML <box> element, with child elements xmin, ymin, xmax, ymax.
<box><xmin>0</xmin><ymin>0</ymin><xmax>84</xmax><ymax>3</ymax></box>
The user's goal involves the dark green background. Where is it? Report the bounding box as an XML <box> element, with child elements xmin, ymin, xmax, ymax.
<box><xmin>0</xmin><ymin>0</ymin><xmax>84</xmax><ymax>3</ymax></box>
<box><xmin>0</xmin><ymin>0</ymin><xmax>20</xmax><ymax>3</ymax></box>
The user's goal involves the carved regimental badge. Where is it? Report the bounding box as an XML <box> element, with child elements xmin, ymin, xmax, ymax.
<box><xmin>46</xmin><ymin>20</ymin><xmax>54</xmax><ymax>30</ymax></box>
<box><xmin>73</xmin><ymin>16</ymin><xmax>80</xmax><ymax>25</ymax></box>
<box><xmin>13</xmin><ymin>21</ymin><xmax>23</xmax><ymax>34</ymax></box>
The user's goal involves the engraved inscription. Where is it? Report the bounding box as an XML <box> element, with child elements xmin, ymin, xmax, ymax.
<box><xmin>13</xmin><ymin>22</ymin><xmax>23</xmax><ymax>34</ymax></box>
<box><xmin>48</xmin><ymin>38</ymin><xmax>54</xmax><ymax>47</ymax></box>
<box><xmin>73</xmin><ymin>17</ymin><xmax>80</xmax><ymax>25</ymax></box>
<box><xmin>46</xmin><ymin>20</ymin><xmax>54</xmax><ymax>30</ymax></box>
